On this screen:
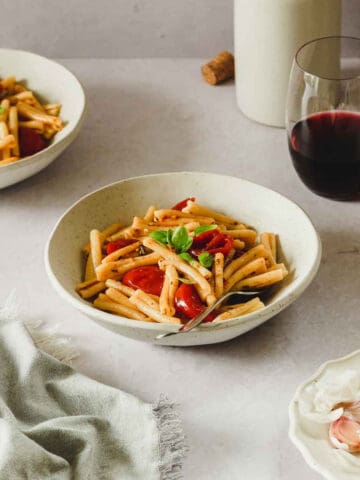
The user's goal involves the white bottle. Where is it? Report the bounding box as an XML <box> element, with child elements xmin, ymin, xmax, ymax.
<box><xmin>234</xmin><ymin>0</ymin><xmax>341</xmax><ymax>127</ymax></box>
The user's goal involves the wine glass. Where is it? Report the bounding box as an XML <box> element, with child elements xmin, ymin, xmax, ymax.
<box><xmin>286</xmin><ymin>36</ymin><xmax>360</xmax><ymax>199</ymax></box>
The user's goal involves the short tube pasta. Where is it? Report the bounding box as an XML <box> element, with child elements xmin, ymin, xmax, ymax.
<box><xmin>224</xmin><ymin>257</ymin><xmax>267</xmax><ymax>292</ymax></box>
<box><xmin>234</xmin><ymin>269</ymin><xmax>284</xmax><ymax>290</ymax></box>
<box><xmin>94</xmin><ymin>294</ymin><xmax>149</xmax><ymax>322</ymax></box>
<box><xmin>8</xmin><ymin>106</ymin><xmax>19</xmax><ymax>156</ymax></box>
<box><xmin>213</xmin><ymin>252</ymin><xmax>224</xmax><ymax>298</ymax></box>
<box><xmin>129</xmin><ymin>290</ymin><xmax>181</xmax><ymax>325</ymax></box>
<box><xmin>0</xmin><ymin>75</ymin><xmax>63</xmax><ymax>166</ymax></box>
<box><xmin>17</xmin><ymin>102</ymin><xmax>62</xmax><ymax>130</ymax></box>
<box><xmin>90</xmin><ymin>230</ymin><xmax>104</xmax><ymax>270</ymax></box>
<box><xmin>77</xmin><ymin>199</ymin><xmax>288</xmax><ymax>325</ymax></box>
<box><xmin>214</xmin><ymin>298</ymin><xmax>264</xmax><ymax>321</ymax></box>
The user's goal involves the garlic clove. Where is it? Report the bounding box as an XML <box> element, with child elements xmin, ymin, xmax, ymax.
<box><xmin>329</xmin><ymin>415</ymin><xmax>360</xmax><ymax>452</ymax></box>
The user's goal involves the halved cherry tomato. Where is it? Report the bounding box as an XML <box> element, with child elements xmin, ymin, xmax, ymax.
<box><xmin>19</xmin><ymin>127</ymin><xmax>47</xmax><ymax>157</ymax></box>
<box><xmin>174</xmin><ymin>283</ymin><xmax>216</xmax><ymax>323</ymax></box>
<box><xmin>190</xmin><ymin>229</ymin><xmax>234</xmax><ymax>257</ymax></box>
<box><xmin>106</xmin><ymin>239</ymin><xmax>137</xmax><ymax>255</ymax></box>
<box><xmin>172</xmin><ymin>197</ymin><xmax>195</xmax><ymax>211</ymax></box>
<box><xmin>122</xmin><ymin>266</ymin><xmax>164</xmax><ymax>296</ymax></box>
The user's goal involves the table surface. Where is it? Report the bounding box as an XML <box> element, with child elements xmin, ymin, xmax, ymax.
<box><xmin>1</xmin><ymin>58</ymin><xmax>359</xmax><ymax>480</ymax></box>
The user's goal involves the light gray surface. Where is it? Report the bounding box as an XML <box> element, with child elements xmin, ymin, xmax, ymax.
<box><xmin>0</xmin><ymin>58</ymin><xmax>359</xmax><ymax>479</ymax></box>
<box><xmin>0</xmin><ymin>0</ymin><xmax>358</xmax><ymax>58</ymax></box>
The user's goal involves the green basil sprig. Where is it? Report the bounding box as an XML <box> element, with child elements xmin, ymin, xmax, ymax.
<box><xmin>194</xmin><ymin>224</ymin><xmax>218</xmax><ymax>236</ymax></box>
<box><xmin>171</xmin><ymin>226</ymin><xmax>193</xmax><ymax>253</ymax></box>
<box><xmin>180</xmin><ymin>251</ymin><xmax>214</xmax><ymax>269</ymax></box>
<box><xmin>178</xmin><ymin>252</ymin><xmax>193</xmax><ymax>263</ymax></box>
<box><xmin>149</xmin><ymin>230</ymin><xmax>168</xmax><ymax>245</ymax></box>
<box><xmin>198</xmin><ymin>252</ymin><xmax>214</xmax><ymax>268</ymax></box>
<box><xmin>149</xmin><ymin>226</ymin><xmax>193</xmax><ymax>254</ymax></box>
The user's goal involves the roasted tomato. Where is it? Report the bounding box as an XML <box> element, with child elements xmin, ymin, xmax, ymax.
<box><xmin>122</xmin><ymin>266</ymin><xmax>164</xmax><ymax>296</ymax></box>
<box><xmin>190</xmin><ymin>229</ymin><xmax>234</xmax><ymax>257</ymax></box>
<box><xmin>174</xmin><ymin>283</ymin><xmax>215</xmax><ymax>323</ymax></box>
<box><xmin>106</xmin><ymin>239</ymin><xmax>137</xmax><ymax>255</ymax></box>
<box><xmin>172</xmin><ymin>197</ymin><xmax>195</xmax><ymax>211</ymax></box>
<box><xmin>19</xmin><ymin>127</ymin><xmax>47</xmax><ymax>157</ymax></box>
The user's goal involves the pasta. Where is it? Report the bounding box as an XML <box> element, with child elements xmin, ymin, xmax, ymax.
<box><xmin>76</xmin><ymin>198</ymin><xmax>288</xmax><ymax>325</ymax></box>
<box><xmin>0</xmin><ymin>76</ymin><xmax>63</xmax><ymax>165</ymax></box>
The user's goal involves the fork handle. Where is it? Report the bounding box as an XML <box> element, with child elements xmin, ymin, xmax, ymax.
<box><xmin>156</xmin><ymin>290</ymin><xmax>259</xmax><ymax>340</ymax></box>
<box><xmin>179</xmin><ymin>292</ymin><xmax>234</xmax><ymax>332</ymax></box>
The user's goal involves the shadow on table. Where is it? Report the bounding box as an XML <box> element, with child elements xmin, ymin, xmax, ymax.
<box><xmin>0</xmin><ymin>84</ymin><xmax>201</xmax><ymax>210</ymax></box>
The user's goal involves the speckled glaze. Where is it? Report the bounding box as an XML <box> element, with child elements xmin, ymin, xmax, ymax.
<box><xmin>45</xmin><ymin>172</ymin><xmax>321</xmax><ymax>346</ymax></box>
<box><xmin>0</xmin><ymin>49</ymin><xmax>86</xmax><ymax>189</ymax></box>
<box><xmin>289</xmin><ymin>350</ymin><xmax>360</xmax><ymax>480</ymax></box>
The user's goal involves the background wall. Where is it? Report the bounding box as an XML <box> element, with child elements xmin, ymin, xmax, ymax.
<box><xmin>1</xmin><ymin>0</ymin><xmax>359</xmax><ymax>58</ymax></box>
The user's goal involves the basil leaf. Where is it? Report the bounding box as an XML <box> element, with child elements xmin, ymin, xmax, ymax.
<box><xmin>149</xmin><ymin>230</ymin><xmax>168</xmax><ymax>245</ymax></box>
<box><xmin>181</xmin><ymin>237</ymin><xmax>193</xmax><ymax>253</ymax></box>
<box><xmin>194</xmin><ymin>224</ymin><xmax>218</xmax><ymax>236</ymax></box>
<box><xmin>179</xmin><ymin>277</ymin><xmax>195</xmax><ymax>285</ymax></box>
<box><xmin>178</xmin><ymin>252</ymin><xmax>193</xmax><ymax>263</ymax></box>
<box><xmin>0</xmin><ymin>106</ymin><xmax>4</xmax><ymax>115</ymax></box>
<box><xmin>171</xmin><ymin>226</ymin><xmax>188</xmax><ymax>249</ymax></box>
<box><xmin>198</xmin><ymin>252</ymin><xmax>214</xmax><ymax>268</ymax></box>
<box><xmin>171</xmin><ymin>226</ymin><xmax>192</xmax><ymax>253</ymax></box>
<box><xmin>166</xmin><ymin>228</ymin><xmax>174</xmax><ymax>246</ymax></box>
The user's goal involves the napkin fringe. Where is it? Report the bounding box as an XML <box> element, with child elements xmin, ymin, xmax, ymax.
<box><xmin>153</xmin><ymin>395</ymin><xmax>187</xmax><ymax>480</ymax></box>
<box><xmin>25</xmin><ymin>318</ymin><xmax>78</xmax><ymax>365</ymax></box>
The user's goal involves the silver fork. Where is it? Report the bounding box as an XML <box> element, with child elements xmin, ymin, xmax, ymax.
<box><xmin>155</xmin><ymin>290</ymin><xmax>261</xmax><ymax>340</ymax></box>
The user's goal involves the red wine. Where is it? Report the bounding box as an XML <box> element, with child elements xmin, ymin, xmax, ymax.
<box><xmin>289</xmin><ymin>111</ymin><xmax>360</xmax><ymax>198</ymax></box>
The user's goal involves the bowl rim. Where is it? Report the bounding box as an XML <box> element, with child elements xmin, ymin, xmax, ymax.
<box><xmin>289</xmin><ymin>348</ymin><xmax>360</xmax><ymax>480</ymax></box>
<box><xmin>0</xmin><ymin>48</ymin><xmax>86</xmax><ymax>171</ymax></box>
<box><xmin>45</xmin><ymin>171</ymin><xmax>322</xmax><ymax>333</ymax></box>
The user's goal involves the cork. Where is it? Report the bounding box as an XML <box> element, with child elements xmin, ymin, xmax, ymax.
<box><xmin>201</xmin><ymin>51</ymin><xmax>235</xmax><ymax>85</ymax></box>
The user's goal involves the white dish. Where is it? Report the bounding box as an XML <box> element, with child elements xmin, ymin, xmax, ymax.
<box><xmin>0</xmin><ymin>49</ymin><xmax>86</xmax><ymax>189</ymax></box>
<box><xmin>45</xmin><ymin>172</ymin><xmax>321</xmax><ymax>346</ymax></box>
<box><xmin>289</xmin><ymin>350</ymin><xmax>360</xmax><ymax>480</ymax></box>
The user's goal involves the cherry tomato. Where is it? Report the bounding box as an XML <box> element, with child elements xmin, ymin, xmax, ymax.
<box><xmin>190</xmin><ymin>229</ymin><xmax>234</xmax><ymax>257</ymax></box>
<box><xmin>19</xmin><ymin>127</ymin><xmax>47</xmax><ymax>157</ymax></box>
<box><xmin>106</xmin><ymin>239</ymin><xmax>137</xmax><ymax>255</ymax></box>
<box><xmin>122</xmin><ymin>266</ymin><xmax>164</xmax><ymax>296</ymax></box>
<box><xmin>174</xmin><ymin>283</ymin><xmax>216</xmax><ymax>323</ymax></box>
<box><xmin>172</xmin><ymin>197</ymin><xmax>195</xmax><ymax>211</ymax></box>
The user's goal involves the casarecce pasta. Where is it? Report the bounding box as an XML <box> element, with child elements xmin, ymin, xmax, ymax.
<box><xmin>0</xmin><ymin>76</ymin><xmax>63</xmax><ymax>165</ymax></box>
<box><xmin>76</xmin><ymin>198</ymin><xmax>288</xmax><ymax>325</ymax></box>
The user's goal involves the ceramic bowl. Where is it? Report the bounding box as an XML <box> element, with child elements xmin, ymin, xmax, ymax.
<box><xmin>45</xmin><ymin>172</ymin><xmax>321</xmax><ymax>346</ymax></box>
<box><xmin>289</xmin><ymin>350</ymin><xmax>360</xmax><ymax>480</ymax></box>
<box><xmin>0</xmin><ymin>49</ymin><xmax>86</xmax><ymax>189</ymax></box>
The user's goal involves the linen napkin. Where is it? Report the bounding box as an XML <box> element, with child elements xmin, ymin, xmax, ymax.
<box><xmin>0</xmin><ymin>294</ymin><xmax>185</xmax><ymax>479</ymax></box>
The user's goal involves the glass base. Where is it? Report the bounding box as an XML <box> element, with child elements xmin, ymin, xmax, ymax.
<box><xmin>306</xmin><ymin>186</ymin><xmax>360</xmax><ymax>201</ymax></box>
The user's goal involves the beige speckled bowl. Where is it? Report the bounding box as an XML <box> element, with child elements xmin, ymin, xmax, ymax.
<box><xmin>45</xmin><ymin>172</ymin><xmax>321</xmax><ymax>346</ymax></box>
<box><xmin>0</xmin><ymin>49</ymin><xmax>86</xmax><ymax>189</ymax></box>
